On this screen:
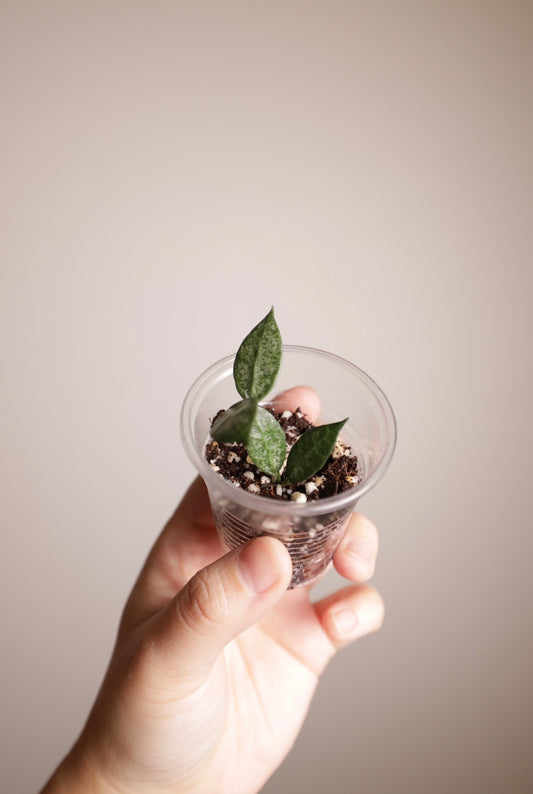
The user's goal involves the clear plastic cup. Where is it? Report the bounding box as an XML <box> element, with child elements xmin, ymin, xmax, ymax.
<box><xmin>181</xmin><ymin>346</ymin><xmax>396</xmax><ymax>588</ymax></box>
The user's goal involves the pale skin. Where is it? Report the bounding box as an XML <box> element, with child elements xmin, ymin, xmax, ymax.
<box><xmin>42</xmin><ymin>387</ymin><xmax>384</xmax><ymax>794</ymax></box>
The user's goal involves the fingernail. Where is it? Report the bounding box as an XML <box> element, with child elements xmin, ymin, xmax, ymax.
<box><xmin>330</xmin><ymin>608</ymin><xmax>360</xmax><ymax>639</ymax></box>
<box><xmin>344</xmin><ymin>538</ymin><xmax>374</xmax><ymax>575</ymax></box>
<box><xmin>238</xmin><ymin>539</ymin><xmax>279</xmax><ymax>594</ymax></box>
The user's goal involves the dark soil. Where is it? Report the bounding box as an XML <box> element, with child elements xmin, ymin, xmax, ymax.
<box><xmin>205</xmin><ymin>407</ymin><xmax>360</xmax><ymax>501</ymax></box>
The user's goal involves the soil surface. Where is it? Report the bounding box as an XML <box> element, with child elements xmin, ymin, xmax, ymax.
<box><xmin>205</xmin><ymin>407</ymin><xmax>360</xmax><ymax>501</ymax></box>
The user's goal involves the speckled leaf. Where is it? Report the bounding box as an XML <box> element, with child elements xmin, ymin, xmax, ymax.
<box><xmin>247</xmin><ymin>406</ymin><xmax>287</xmax><ymax>478</ymax></box>
<box><xmin>210</xmin><ymin>398</ymin><xmax>258</xmax><ymax>444</ymax></box>
<box><xmin>285</xmin><ymin>419</ymin><xmax>348</xmax><ymax>484</ymax></box>
<box><xmin>233</xmin><ymin>308</ymin><xmax>282</xmax><ymax>400</ymax></box>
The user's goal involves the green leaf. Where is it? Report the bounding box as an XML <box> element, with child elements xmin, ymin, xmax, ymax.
<box><xmin>233</xmin><ymin>307</ymin><xmax>282</xmax><ymax>400</ymax></box>
<box><xmin>284</xmin><ymin>419</ymin><xmax>348</xmax><ymax>484</ymax></box>
<box><xmin>246</xmin><ymin>406</ymin><xmax>287</xmax><ymax>478</ymax></box>
<box><xmin>211</xmin><ymin>398</ymin><xmax>258</xmax><ymax>444</ymax></box>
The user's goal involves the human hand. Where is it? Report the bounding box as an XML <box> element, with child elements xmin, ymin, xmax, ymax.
<box><xmin>42</xmin><ymin>388</ymin><xmax>384</xmax><ymax>794</ymax></box>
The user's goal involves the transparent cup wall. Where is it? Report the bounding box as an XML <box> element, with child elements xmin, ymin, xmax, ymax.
<box><xmin>209</xmin><ymin>478</ymin><xmax>354</xmax><ymax>587</ymax></box>
<box><xmin>181</xmin><ymin>346</ymin><xmax>396</xmax><ymax>588</ymax></box>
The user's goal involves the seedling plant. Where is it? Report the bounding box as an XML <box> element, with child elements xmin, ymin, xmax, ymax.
<box><xmin>211</xmin><ymin>309</ymin><xmax>347</xmax><ymax>485</ymax></box>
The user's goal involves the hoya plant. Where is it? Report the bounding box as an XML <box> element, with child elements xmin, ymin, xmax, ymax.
<box><xmin>210</xmin><ymin>308</ymin><xmax>347</xmax><ymax>484</ymax></box>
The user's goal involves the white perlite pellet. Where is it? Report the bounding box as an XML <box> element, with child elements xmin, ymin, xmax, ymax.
<box><xmin>227</xmin><ymin>451</ymin><xmax>241</xmax><ymax>463</ymax></box>
<box><xmin>332</xmin><ymin>440</ymin><xmax>345</xmax><ymax>459</ymax></box>
<box><xmin>243</xmin><ymin>471</ymin><xmax>255</xmax><ymax>480</ymax></box>
<box><xmin>305</xmin><ymin>481</ymin><xmax>317</xmax><ymax>495</ymax></box>
<box><xmin>262</xmin><ymin>517</ymin><xmax>281</xmax><ymax>531</ymax></box>
<box><xmin>247</xmin><ymin>483</ymin><xmax>260</xmax><ymax>494</ymax></box>
<box><xmin>291</xmin><ymin>491</ymin><xmax>307</xmax><ymax>503</ymax></box>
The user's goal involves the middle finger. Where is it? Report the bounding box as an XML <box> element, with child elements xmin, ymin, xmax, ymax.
<box><xmin>332</xmin><ymin>512</ymin><xmax>379</xmax><ymax>583</ymax></box>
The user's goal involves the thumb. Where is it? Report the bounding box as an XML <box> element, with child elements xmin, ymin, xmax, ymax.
<box><xmin>150</xmin><ymin>536</ymin><xmax>292</xmax><ymax>685</ymax></box>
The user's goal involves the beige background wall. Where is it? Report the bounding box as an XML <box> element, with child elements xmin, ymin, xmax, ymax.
<box><xmin>1</xmin><ymin>2</ymin><xmax>532</xmax><ymax>792</ymax></box>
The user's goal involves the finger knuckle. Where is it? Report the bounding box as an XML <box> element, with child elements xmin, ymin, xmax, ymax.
<box><xmin>178</xmin><ymin>567</ymin><xmax>229</xmax><ymax>636</ymax></box>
